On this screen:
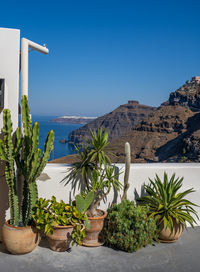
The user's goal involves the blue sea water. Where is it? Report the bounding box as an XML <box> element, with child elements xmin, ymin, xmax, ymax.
<box><xmin>32</xmin><ymin>115</ymin><xmax>82</xmax><ymax>160</ymax></box>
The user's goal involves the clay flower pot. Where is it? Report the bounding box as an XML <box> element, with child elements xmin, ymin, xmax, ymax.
<box><xmin>159</xmin><ymin>221</ymin><xmax>184</xmax><ymax>243</ymax></box>
<box><xmin>2</xmin><ymin>221</ymin><xmax>41</xmax><ymax>254</ymax></box>
<box><xmin>83</xmin><ymin>210</ymin><xmax>107</xmax><ymax>247</ymax></box>
<box><xmin>46</xmin><ymin>225</ymin><xmax>74</xmax><ymax>252</ymax></box>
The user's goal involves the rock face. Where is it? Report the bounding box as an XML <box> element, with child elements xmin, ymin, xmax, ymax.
<box><xmin>68</xmin><ymin>101</ymin><xmax>156</xmax><ymax>145</ymax></box>
<box><xmin>52</xmin><ymin>77</ymin><xmax>200</xmax><ymax>164</ymax></box>
<box><xmin>109</xmin><ymin>78</ymin><xmax>200</xmax><ymax>163</ymax></box>
<box><xmin>163</xmin><ymin>77</ymin><xmax>200</xmax><ymax>111</ymax></box>
<box><xmin>108</xmin><ymin>105</ymin><xmax>195</xmax><ymax>163</ymax></box>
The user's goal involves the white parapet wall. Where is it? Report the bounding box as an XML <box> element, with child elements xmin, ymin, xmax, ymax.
<box><xmin>0</xmin><ymin>162</ymin><xmax>199</xmax><ymax>240</ymax></box>
<box><xmin>36</xmin><ymin>163</ymin><xmax>200</xmax><ymax>226</ymax></box>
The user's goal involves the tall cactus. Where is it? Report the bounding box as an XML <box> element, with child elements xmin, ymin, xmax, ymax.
<box><xmin>0</xmin><ymin>110</ymin><xmax>21</xmax><ymax>225</ymax></box>
<box><xmin>20</xmin><ymin>95</ymin><xmax>55</xmax><ymax>225</ymax></box>
<box><xmin>0</xmin><ymin>95</ymin><xmax>54</xmax><ymax>226</ymax></box>
<box><xmin>121</xmin><ymin>142</ymin><xmax>131</xmax><ymax>201</ymax></box>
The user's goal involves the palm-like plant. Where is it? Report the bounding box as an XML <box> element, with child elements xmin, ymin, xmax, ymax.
<box><xmin>71</xmin><ymin>144</ymin><xmax>95</xmax><ymax>190</ymax></box>
<box><xmin>86</xmin><ymin>164</ymin><xmax>122</xmax><ymax>217</ymax></box>
<box><xmin>137</xmin><ymin>172</ymin><xmax>199</xmax><ymax>231</ymax></box>
<box><xmin>89</xmin><ymin>128</ymin><xmax>111</xmax><ymax>168</ymax></box>
<box><xmin>62</xmin><ymin>128</ymin><xmax>122</xmax><ymax>217</ymax></box>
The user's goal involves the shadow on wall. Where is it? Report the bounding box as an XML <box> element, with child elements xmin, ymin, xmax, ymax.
<box><xmin>134</xmin><ymin>183</ymin><xmax>148</xmax><ymax>204</ymax></box>
<box><xmin>0</xmin><ymin>159</ymin><xmax>9</xmax><ymax>241</ymax></box>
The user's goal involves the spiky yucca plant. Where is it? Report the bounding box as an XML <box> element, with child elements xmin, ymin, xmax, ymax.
<box><xmin>137</xmin><ymin>172</ymin><xmax>199</xmax><ymax>231</ymax></box>
<box><xmin>63</xmin><ymin>128</ymin><xmax>122</xmax><ymax>217</ymax></box>
<box><xmin>89</xmin><ymin>128</ymin><xmax>111</xmax><ymax>168</ymax></box>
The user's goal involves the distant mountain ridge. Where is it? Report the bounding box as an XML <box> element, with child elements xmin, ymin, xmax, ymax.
<box><xmin>50</xmin><ymin>116</ymin><xmax>97</xmax><ymax>124</ymax></box>
<box><xmin>108</xmin><ymin>77</ymin><xmax>200</xmax><ymax>163</ymax></box>
<box><xmin>68</xmin><ymin>100</ymin><xmax>156</xmax><ymax>145</ymax></box>
<box><xmin>51</xmin><ymin>77</ymin><xmax>200</xmax><ymax>164</ymax></box>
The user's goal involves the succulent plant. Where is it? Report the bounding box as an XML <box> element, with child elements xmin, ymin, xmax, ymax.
<box><xmin>102</xmin><ymin>200</ymin><xmax>158</xmax><ymax>253</ymax></box>
<box><xmin>121</xmin><ymin>142</ymin><xmax>130</xmax><ymax>201</ymax></box>
<box><xmin>0</xmin><ymin>95</ymin><xmax>54</xmax><ymax>226</ymax></box>
<box><xmin>137</xmin><ymin>172</ymin><xmax>199</xmax><ymax>231</ymax></box>
<box><xmin>33</xmin><ymin>196</ymin><xmax>87</xmax><ymax>245</ymax></box>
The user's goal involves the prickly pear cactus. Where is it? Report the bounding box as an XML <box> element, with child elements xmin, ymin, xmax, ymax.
<box><xmin>75</xmin><ymin>191</ymin><xmax>94</xmax><ymax>213</ymax></box>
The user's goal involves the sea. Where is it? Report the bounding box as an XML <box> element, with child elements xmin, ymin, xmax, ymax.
<box><xmin>32</xmin><ymin>115</ymin><xmax>83</xmax><ymax>161</ymax></box>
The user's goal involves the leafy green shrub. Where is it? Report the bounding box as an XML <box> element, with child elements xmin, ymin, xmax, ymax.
<box><xmin>102</xmin><ymin>200</ymin><xmax>158</xmax><ymax>253</ymax></box>
<box><xmin>33</xmin><ymin>196</ymin><xmax>89</xmax><ymax>245</ymax></box>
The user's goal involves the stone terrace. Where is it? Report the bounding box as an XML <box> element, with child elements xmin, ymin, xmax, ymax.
<box><xmin>0</xmin><ymin>227</ymin><xmax>200</xmax><ymax>272</ymax></box>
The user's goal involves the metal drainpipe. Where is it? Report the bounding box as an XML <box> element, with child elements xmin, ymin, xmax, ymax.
<box><xmin>21</xmin><ymin>38</ymin><xmax>49</xmax><ymax>98</ymax></box>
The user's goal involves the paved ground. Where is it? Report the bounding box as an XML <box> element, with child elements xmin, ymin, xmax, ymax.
<box><xmin>0</xmin><ymin>227</ymin><xmax>200</xmax><ymax>272</ymax></box>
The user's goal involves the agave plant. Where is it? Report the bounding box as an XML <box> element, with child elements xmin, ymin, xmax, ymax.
<box><xmin>137</xmin><ymin>172</ymin><xmax>199</xmax><ymax>231</ymax></box>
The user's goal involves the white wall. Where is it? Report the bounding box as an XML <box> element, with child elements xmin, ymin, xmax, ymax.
<box><xmin>36</xmin><ymin>163</ymin><xmax>200</xmax><ymax>226</ymax></box>
<box><xmin>0</xmin><ymin>162</ymin><xmax>199</xmax><ymax>240</ymax></box>
<box><xmin>0</xmin><ymin>28</ymin><xmax>20</xmax><ymax>130</ymax></box>
<box><xmin>0</xmin><ymin>28</ymin><xmax>20</xmax><ymax>240</ymax></box>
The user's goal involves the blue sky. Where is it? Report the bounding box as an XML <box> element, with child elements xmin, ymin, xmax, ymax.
<box><xmin>1</xmin><ymin>0</ymin><xmax>200</xmax><ymax>116</ymax></box>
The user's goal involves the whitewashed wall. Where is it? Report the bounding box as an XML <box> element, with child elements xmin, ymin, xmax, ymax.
<box><xmin>0</xmin><ymin>28</ymin><xmax>20</xmax><ymax>240</ymax></box>
<box><xmin>0</xmin><ymin>162</ymin><xmax>199</xmax><ymax>240</ymax></box>
<box><xmin>36</xmin><ymin>163</ymin><xmax>200</xmax><ymax>226</ymax></box>
<box><xmin>0</xmin><ymin>27</ymin><xmax>20</xmax><ymax>130</ymax></box>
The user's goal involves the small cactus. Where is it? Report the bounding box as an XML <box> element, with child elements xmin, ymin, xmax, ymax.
<box><xmin>121</xmin><ymin>142</ymin><xmax>131</xmax><ymax>201</ymax></box>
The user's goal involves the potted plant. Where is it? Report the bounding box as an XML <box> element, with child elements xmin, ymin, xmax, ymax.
<box><xmin>63</xmin><ymin>128</ymin><xmax>122</xmax><ymax>246</ymax></box>
<box><xmin>33</xmin><ymin>193</ymin><xmax>93</xmax><ymax>251</ymax></box>
<box><xmin>0</xmin><ymin>96</ymin><xmax>54</xmax><ymax>254</ymax></box>
<box><xmin>102</xmin><ymin>200</ymin><xmax>158</xmax><ymax>252</ymax></box>
<box><xmin>137</xmin><ymin>172</ymin><xmax>199</xmax><ymax>242</ymax></box>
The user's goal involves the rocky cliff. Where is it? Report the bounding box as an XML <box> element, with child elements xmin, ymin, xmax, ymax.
<box><xmin>68</xmin><ymin>101</ymin><xmax>156</xmax><ymax>145</ymax></box>
<box><xmin>108</xmin><ymin>78</ymin><xmax>200</xmax><ymax>163</ymax></box>
<box><xmin>52</xmin><ymin>77</ymin><xmax>200</xmax><ymax>164</ymax></box>
<box><xmin>162</xmin><ymin>77</ymin><xmax>200</xmax><ymax>111</ymax></box>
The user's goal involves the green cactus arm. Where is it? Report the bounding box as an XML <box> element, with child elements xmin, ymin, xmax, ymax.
<box><xmin>13</xmin><ymin>128</ymin><xmax>22</xmax><ymax>157</ymax></box>
<box><xmin>0</xmin><ymin>140</ymin><xmax>8</xmax><ymax>161</ymax></box>
<box><xmin>25</xmin><ymin>181</ymin><xmax>38</xmax><ymax>225</ymax></box>
<box><xmin>1</xmin><ymin>109</ymin><xmax>19</xmax><ymax>225</ymax></box>
<box><xmin>21</xmin><ymin>96</ymin><xmax>32</xmax><ymax>138</ymax></box>
<box><xmin>21</xmin><ymin>96</ymin><xmax>32</xmax><ymax>175</ymax></box>
<box><xmin>5</xmin><ymin>164</ymin><xmax>19</xmax><ymax>226</ymax></box>
<box><xmin>25</xmin><ymin>122</ymin><xmax>40</xmax><ymax>179</ymax></box>
<box><xmin>27</xmin><ymin>148</ymin><xmax>41</xmax><ymax>183</ymax></box>
<box><xmin>31</xmin><ymin>122</ymin><xmax>39</xmax><ymax>153</ymax></box>
<box><xmin>32</xmin><ymin>130</ymin><xmax>54</xmax><ymax>182</ymax></box>
<box><xmin>21</xmin><ymin>179</ymin><xmax>28</xmax><ymax>224</ymax></box>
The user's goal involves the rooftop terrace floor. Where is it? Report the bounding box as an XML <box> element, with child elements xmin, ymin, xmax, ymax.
<box><xmin>0</xmin><ymin>227</ymin><xmax>200</xmax><ymax>272</ymax></box>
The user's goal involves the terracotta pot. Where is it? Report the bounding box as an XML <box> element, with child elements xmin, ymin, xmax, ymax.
<box><xmin>159</xmin><ymin>221</ymin><xmax>184</xmax><ymax>242</ymax></box>
<box><xmin>46</xmin><ymin>225</ymin><xmax>74</xmax><ymax>252</ymax></box>
<box><xmin>83</xmin><ymin>209</ymin><xmax>107</xmax><ymax>247</ymax></box>
<box><xmin>2</xmin><ymin>221</ymin><xmax>41</xmax><ymax>254</ymax></box>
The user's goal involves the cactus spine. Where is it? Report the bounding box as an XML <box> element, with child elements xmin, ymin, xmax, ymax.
<box><xmin>121</xmin><ymin>142</ymin><xmax>131</xmax><ymax>201</ymax></box>
<box><xmin>0</xmin><ymin>95</ymin><xmax>54</xmax><ymax>226</ymax></box>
